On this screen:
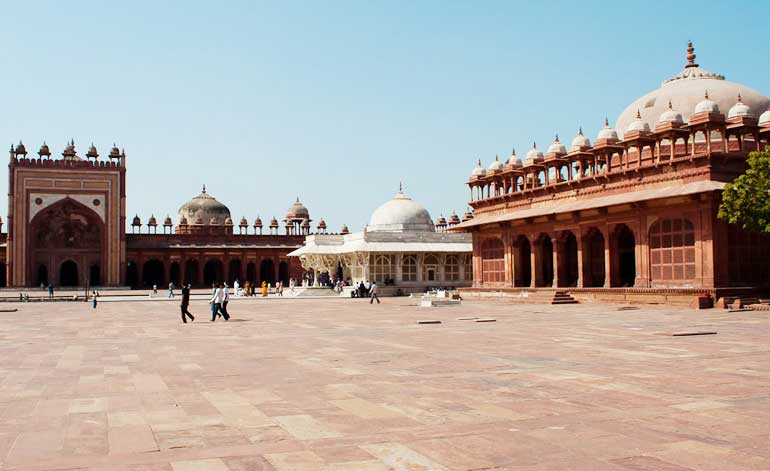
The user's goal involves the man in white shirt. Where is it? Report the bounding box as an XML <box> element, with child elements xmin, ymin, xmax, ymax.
<box><xmin>369</xmin><ymin>281</ymin><xmax>380</xmax><ymax>304</ymax></box>
<box><xmin>210</xmin><ymin>283</ymin><xmax>225</xmax><ymax>321</ymax></box>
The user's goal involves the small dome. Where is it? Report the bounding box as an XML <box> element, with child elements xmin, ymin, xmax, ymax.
<box><xmin>487</xmin><ymin>155</ymin><xmax>503</xmax><ymax>173</ymax></box>
<box><xmin>449</xmin><ymin>211</ymin><xmax>461</xmax><ymax>224</ymax></box>
<box><xmin>506</xmin><ymin>147</ymin><xmax>523</xmax><ymax>167</ymax></box>
<box><xmin>14</xmin><ymin>141</ymin><xmax>27</xmax><ymax>156</ymax></box>
<box><xmin>148</xmin><ymin>215</ymin><xmax>157</xmax><ymax>226</ymax></box>
<box><xmin>286</xmin><ymin>198</ymin><xmax>310</xmax><ymax>221</ymax></box>
<box><xmin>340</xmin><ymin>224</ymin><xmax>350</xmax><ymax>234</ymax></box>
<box><xmin>132</xmin><ymin>215</ymin><xmax>141</xmax><ymax>226</ymax></box>
<box><xmin>470</xmin><ymin>159</ymin><xmax>486</xmax><ymax>178</ymax></box>
<box><xmin>86</xmin><ymin>143</ymin><xmax>99</xmax><ymax>159</ymax></box>
<box><xmin>109</xmin><ymin>143</ymin><xmax>121</xmax><ymax>159</ymax></box>
<box><xmin>179</xmin><ymin>216</ymin><xmax>189</xmax><ymax>225</ymax></box>
<box><xmin>194</xmin><ymin>216</ymin><xmax>204</xmax><ymax>225</ymax></box>
<box><xmin>597</xmin><ymin>118</ymin><xmax>619</xmax><ymax>141</ymax></box>
<box><xmin>62</xmin><ymin>139</ymin><xmax>78</xmax><ymax>159</ymax></box>
<box><xmin>224</xmin><ymin>217</ymin><xmax>233</xmax><ymax>226</ymax></box>
<box><xmin>759</xmin><ymin>104</ymin><xmax>770</xmax><ymax>126</ymax></box>
<box><xmin>658</xmin><ymin>100</ymin><xmax>684</xmax><ymax>124</ymax></box>
<box><xmin>270</xmin><ymin>217</ymin><xmax>279</xmax><ymax>228</ymax></box>
<box><xmin>626</xmin><ymin>110</ymin><xmax>651</xmax><ymax>133</ymax></box>
<box><xmin>239</xmin><ymin>217</ymin><xmax>248</xmax><ymax>227</ymax></box>
<box><xmin>317</xmin><ymin>218</ymin><xmax>327</xmax><ymax>229</ymax></box>
<box><xmin>435</xmin><ymin>214</ymin><xmax>447</xmax><ymax>225</ymax></box>
<box><xmin>254</xmin><ymin>216</ymin><xmax>263</xmax><ymax>228</ymax></box>
<box><xmin>727</xmin><ymin>94</ymin><xmax>754</xmax><ymax>119</ymax></box>
<box><xmin>178</xmin><ymin>185</ymin><xmax>231</xmax><ymax>227</ymax></box>
<box><xmin>210</xmin><ymin>217</ymin><xmax>220</xmax><ymax>225</ymax></box>
<box><xmin>367</xmin><ymin>189</ymin><xmax>434</xmax><ymax>233</ymax></box>
<box><xmin>164</xmin><ymin>215</ymin><xmax>173</xmax><ymax>226</ymax></box>
<box><xmin>462</xmin><ymin>209</ymin><xmax>474</xmax><ymax>222</ymax></box>
<box><xmin>547</xmin><ymin>135</ymin><xmax>566</xmax><ymax>155</ymax></box>
<box><xmin>694</xmin><ymin>90</ymin><xmax>720</xmax><ymax>114</ymax></box>
<box><xmin>301</xmin><ymin>218</ymin><xmax>311</xmax><ymax>228</ymax></box>
<box><xmin>524</xmin><ymin>143</ymin><xmax>544</xmax><ymax>166</ymax></box>
<box><xmin>38</xmin><ymin>141</ymin><xmax>51</xmax><ymax>157</ymax></box>
<box><xmin>570</xmin><ymin>128</ymin><xmax>591</xmax><ymax>151</ymax></box>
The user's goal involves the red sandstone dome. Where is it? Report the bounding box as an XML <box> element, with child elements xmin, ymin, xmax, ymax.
<box><xmin>285</xmin><ymin>198</ymin><xmax>310</xmax><ymax>221</ymax></box>
<box><xmin>177</xmin><ymin>185</ymin><xmax>231</xmax><ymax>226</ymax></box>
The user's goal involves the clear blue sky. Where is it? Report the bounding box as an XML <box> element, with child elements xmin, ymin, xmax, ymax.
<box><xmin>1</xmin><ymin>1</ymin><xmax>768</xmax><ymax>232</ymax></box>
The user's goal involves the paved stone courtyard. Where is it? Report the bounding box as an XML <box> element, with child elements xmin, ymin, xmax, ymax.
<box><xmin>0</xmin><ymin>297</ymin><xmax>768</xmax><ymax>471</ymax></box>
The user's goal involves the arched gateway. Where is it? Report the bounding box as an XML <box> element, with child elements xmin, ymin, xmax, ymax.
<box><xmin>28</xmin><ymin>199</ymin><xmax>104</xmax><ymax>287</ymax></box>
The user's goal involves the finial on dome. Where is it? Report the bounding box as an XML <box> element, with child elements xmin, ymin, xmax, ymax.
<box><xmin>511</xmin><ymin>146</ymin><xmax>516</xmax><ymax>155</ymax></box>
<box><xmin>604</xmin><ymin>117</ymin><xmax>609</xmax><ymax>127</ymax></box>
<box><xmin>668</xmin><ymin>99</ymin><xmax>673</xmax><ymax>110</ymax></box>
<box><xmin>685</xmin><ymin>40</ymin><xmax>698</xmax><ymax>68</ymax></box>
<box><xmin>495</xmin><ymin>154</ymin><xmax>499</xmax><ymax>161</ymax></box>
<box><xmin>635</xmin><ymin>109</ymin><xmax>642</xmax><ymax>119</ymax></box>
<box><xmin>578</xmin><ymin>126</ymin><xmax>583</xmax><ymax>135</ymax></box>
<box><xmin>202</xmin><ymin>184</ymin><xmax>206</xmax><ymax>193</ymax></box>
<box><xmin>399</xmin><ymin>181</ymin><xmax>403</xmax><ymax>192</ymax></box>
<box><xmin>704</xmin><ymin>89</ymin><xmax>709</xmax><ymax>100</ymax></box>
<box><xmin>532</xmin><ymin>141</ymin><xmax>537</xmax><ymax>149</ymax></box>
<box><xmin>737</xmin><ymin>92</ymin><xmax>743</xmax><ymax>103</ymax></box>
<box><xmin>477</xmin><ymin>158</ymin><xmax>481</xmax><ymax>165</ymax></box>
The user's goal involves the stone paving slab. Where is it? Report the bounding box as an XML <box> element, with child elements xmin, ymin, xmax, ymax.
<box><xmin>0</xmin><ymin>298</ymin><xmax>769</xmax><ymax>470</ymax></box>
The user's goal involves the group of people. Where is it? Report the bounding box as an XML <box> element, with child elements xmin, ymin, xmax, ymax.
<box><xmin>352</xmin><ymin>280</ymin><xmax>380</xmax><ymax>304</ymax></box>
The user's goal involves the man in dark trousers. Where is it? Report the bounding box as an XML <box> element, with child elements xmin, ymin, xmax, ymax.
<box><xmin>180</xmin><ymin>283</ymin><xmax>194</xmax><ymax>323</ymax></box>
<box><xmin>369</xmin><ymin>281</ymin><xmax>380</xmax><ymax>304</ymax></box>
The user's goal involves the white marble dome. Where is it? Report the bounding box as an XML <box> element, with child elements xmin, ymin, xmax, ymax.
<box><xmin>470</xmin><ymin>159</ymin><xmax>486</xmax><ymax>178</ymax></box>
<box><xmin>570</xmin><ymin>129</ymin><xmax>591</xmax><ymax>151</ymax></box>
<box><xmin>367</xmin><ymin>190</ymin><xmax>434</xmax><ymax>233</ymax></box>
<box><xmin>597</xmin><ymin>119</ymin><xmax>619</xmax><ymax>141</ymax></box>
<box><xmin>524</xmin><ymin>143</ymin><xmax>544</xmax><ymax>165</ymax></box>
<box><xmin>616</xmin><ymin>43</ymin><xmax>769</xmax><ymax>134</ymax></box>
<box><xmin>759</xmin><ymin>106</ymin><xmax>770</xmax><ymax>126</ymax></box>
<box><xmin>507</xmin><ymin>148</ymin><xmax>523</xmax><ymax>167</ymax></box>
<box><xmin>626</xmin><ymin>111</ymin><xmax>651</xmax><ymax>133</ymax></box>
<box><xmin>658</xmin><ymin>100</ymin><xmax>684</xmax><ymax>124</ymax></box>
<box><xmin>693</xmin><ymin>91</ymin><xmax>720</xmax><ymax>114</ymax></box>
<box><xmin>727</xmin><ymin>95</ymin><xmax>754</xmax><ymax>119</ymax></box>
<box><xmin>487</xmin><ymin>156</ymin><xmax>503</xmax><ymax>172</ymax></box>
<box><xmin>547</xmin><ymin>135</ymin><xmax>566</xmax><ymax>155</ymax></box>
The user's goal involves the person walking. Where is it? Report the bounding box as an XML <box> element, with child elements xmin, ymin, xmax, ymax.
<box><xmin>277</xmin><ymin>281</ymin><xmax>283</xmax><ymax>296</ymax></box>
<box><xmin>168</xmin><ymin>282</ymin><xmax>175</xmax><ymax>299</ymax></box>
<box><xmin>289</xmin><ymin>278</ymin><xmax>295</xmax><ymax>293</ymax></box>
<box><xmin>210</xmin><ymin>283</ymin><xmax>224</xmax><ymax>321</ymax></box>
<box><xmin>48</xmin><ymin>283</ymin><xmax>54</xmax><ymax>300</ymax></box>
<box><xmin>92</xmin><ymin>290</ymin><xmax>99</xmax><ymax>309</ymax></box>
<box><xmin>369</xmin><ymin>281</ymin><xmax>380</xmax><ymax>304</ymax></box>
<box><xmin>152</xmin><ymin>284</ymin><xmax>158</xmax><ymax>296</ymax></box>
<box><xmin>180</xmin><ymin>283</ymin><xmax>194</xmax><ymax>323</ymax></box>
<box><xmin>220</xmin><ymin>283</ymin><xmax>231</xmax><ymax>320</ymax></box>
<box><xmin>261</xmin><ymin>280</ymin><xmax>268</xmax><ymax>297</ymax></box>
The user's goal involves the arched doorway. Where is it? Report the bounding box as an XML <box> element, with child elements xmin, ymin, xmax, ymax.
<box><xmin>514</xmin><ymin>235</ymin><xmax>531</xmax><ymax>287</ymax></box>
<box><xmin>60</xmin><ymin>260</ymin><xmax>79</xmax><ymax>286</ymax></box>
<box><xmin>89</xmin><ymin>264</ymin><xmax>101</xmax><ymax>286</ymax></box>
<box><xmin>184</xmin><ymin>260</ymin><xmax>199</xmax><ymax>286</ymax></box>
<box><xmin>614</xmin><ymin>224</ymin><xmax>636</xmax><ymax>287</ymax></box>
<box><xmin>29</xmin><ymin>198</ymin><xmax>103</xmax><ymax>287</ymax></box>
<box><xmin>203</xmin><ymin>260</ymin><xmax>224</xmax><ymax>286</ymax></box>
<box><xmin>142</xmin><ymin>259</ymin><xmax>165</xmax><ymax>288</ymax></box>
<box><xmin>583</xmin><ymin>228</ymin><xmax>605</xmax><ymax>287</ymax></box>
<box><xmin>228</xmin><ymin>259</ymin><xmax>242</xmax><ymax>285</ymax></box>
<box><xmin>279</xmin><ymin>261</ymin><xmax>289</xmax><ymax>285</ymax></box>
<box><xmin>536</xmin><ymin>234</ymin><xmax>554</xmax><ymax>287</ymax></box>
<box><xmin>126</xmin><ymin>262</ymin><xmax>139</xmax><ymax>288</ymax></box>
<box><xmin>169</xmin><ymin>262</ymin><xmax>181</xmax><ymax>286</ymax></box>
<box><xmin>37</xmin><ymin>265</ymin><xmax>49</xmax><ymax>286</ymax></box>
<box><xmin>560</xmin><ymin>232</ymin><xmax>579</xmax><ymax>287</ymax></box>
<box><xmin>246</xmin><ymin>262</ymin><xmax>256</xmax><ymax>284</ymax></box>
<box><xmin>260</xmin><ymin>259</ymin><xmax>275</xmax><ymax>285</ymax></box>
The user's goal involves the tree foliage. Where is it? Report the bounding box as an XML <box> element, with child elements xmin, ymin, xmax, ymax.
<box><xmin>718</xmin><ymin>146</ymin><xmax>770</xmax><ymax>232</ymax></box>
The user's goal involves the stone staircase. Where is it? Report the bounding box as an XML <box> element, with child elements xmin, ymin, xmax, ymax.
<box><xmin>551</xmin><ymin>291</ymin><xmax>578</xmax><ymax>305</ymax></box>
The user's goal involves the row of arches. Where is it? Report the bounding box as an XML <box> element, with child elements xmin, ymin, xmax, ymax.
<box><xmin>126</xmin><ymin>258</ymin><xmax>289</xmax><ymax>288</ymax></box>
<box><xmin>479</xmin><ymin>220</ymin><xmax>695</xmax><ymax>288</ymax></box>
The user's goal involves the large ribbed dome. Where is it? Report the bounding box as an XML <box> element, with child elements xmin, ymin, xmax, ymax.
<box><xmin>616</xmin><ymin>42</ymin><xmax>769</xmax><ymax>134</ymax></box>
<box><xmin>367</xmin><ymin>190</ymin><xmax>434</xmax><ymax>233</ymax></box>
<box><xmin>178</xmin><ymin>186</ymin><xmax>231</xmax><ymax>225</ymax></box>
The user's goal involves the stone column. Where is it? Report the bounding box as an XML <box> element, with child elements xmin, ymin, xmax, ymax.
<box><xmin>602</xmin><ymin>227</ymin><xmax>611</xmax><ymax>288</ymax></box>
<box><xmin>575</xmin><ymin>230</ymin><xmax>584</xmax><ymax>288</ymax></box>
<box><xmin>551</xmin><ymin>236</ymin><xmax>560</xmax><ymax>288</ymax></box>
<box><xmin>530</xmin><ymin>237</ymin><xmax>538</xmax><ymax>288</ymax></box>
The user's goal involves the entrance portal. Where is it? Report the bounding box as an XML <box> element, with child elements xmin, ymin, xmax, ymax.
<box><xmin>536</xmin><ymin>234</ymin><xmax>554</xmax><ymax>287</ymax></box>
<box><xmin>583</xmin><ymin>229</ymin><xmax>605</xmax><ymax>287</ymax></box>
<box><xmin>60</xmin><ymin>260</ymin><xmax>79</xmax><ymax>286</ymax></box>
<box><xmin>615</xmin><ymin>224</ymin><xmax>636</xmax><ymax>287</ymax></box>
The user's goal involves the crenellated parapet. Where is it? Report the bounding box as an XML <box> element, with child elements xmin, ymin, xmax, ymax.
<box><xmin>9</xmin><ymin>140</ymin><xmax>126</xmax><ymax>169</ymax></box>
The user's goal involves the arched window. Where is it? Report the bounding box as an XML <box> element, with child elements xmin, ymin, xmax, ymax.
<box><xmin>423</xmin><ymin>254</ymin><xmax>439</xmax><ymax>282</ymax></box>
<box><xmin>481</xmin><ymin>238</ymin><xmax>505</xmax><ymax>283</ymax></box>
<box><xmin>402</xmin><ymin>255</ymin><xmax>417</xmax><ymax>282</ymax></box>
<box><xmin>445</xmin><ymin>256</ymin><xmax>460</xmax><ymax>281</ymax></box>
<box><xmin>649</xmin><ymin>218</ymin><xmax>695</xmax><ymax>285</ymax></box>
<box><xmin>369</xmin><ymin>255</ymin><xmax>394</xmax><ymax>283</ymax></box>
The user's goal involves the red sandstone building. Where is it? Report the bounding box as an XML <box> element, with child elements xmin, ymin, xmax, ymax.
<box><xmin>2</xmin><ymin>141</ymin><xmax>326</xmax><ymax>288</ymax></box>
<box><xmin>452</xmin><ymin>43</ymin><xmax>770</xmax><ymax>304</ymax></box>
